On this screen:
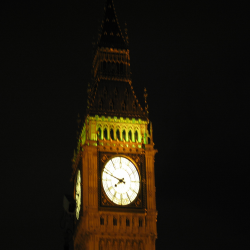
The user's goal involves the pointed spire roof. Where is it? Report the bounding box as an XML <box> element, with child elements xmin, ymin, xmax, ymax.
<box><xmin>98</xmin><ymin>0</ymin><xmax>128</xmax><ymax>49</ymax></box>
<box><xmin>87</xmin><ymin>0</ymin><xmax>148</xmax><ymax>120</ymax></box>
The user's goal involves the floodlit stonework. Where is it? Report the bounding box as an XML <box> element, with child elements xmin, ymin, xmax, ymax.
<box><xmin>71</xmin><ymin>1</ymin><xmax>157</xmax><ymax>249</ymax></box>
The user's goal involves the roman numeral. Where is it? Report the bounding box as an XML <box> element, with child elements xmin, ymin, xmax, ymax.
<box><xmin>111</xmin><ymin>159</ymin><xmax>116</xmax><ymax>169</ymax></box>
<box><xmin>130</xmin><ymin>188</ymin><xmax>137</xmax><ymax>194</ymax></box>
<box><xmin>126</xmin><ymin>192</ymin><xmax>131</xmax><ymax>203</ymax></box>
<box><xmin>129</xmin><ymin>170</ymin><xmax>137</xmax><ymax>176</ymax></box>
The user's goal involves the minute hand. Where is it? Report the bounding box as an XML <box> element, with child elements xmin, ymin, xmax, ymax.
<box><xmin>104</xmin><ymin>170</ymin><xmax>123</xmax><ymax>182</ymax></box>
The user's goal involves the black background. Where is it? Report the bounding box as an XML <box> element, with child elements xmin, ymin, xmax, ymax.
<box><xmin>1</xmin><ymin>0</ymin><xmax>249</xmax><ymax>249</ymax></box>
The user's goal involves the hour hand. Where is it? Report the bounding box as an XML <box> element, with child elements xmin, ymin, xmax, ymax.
<box><xmin>115</xmin><ymin>178</ymin><xmax>125</xmax><ymax>187</ymax></box>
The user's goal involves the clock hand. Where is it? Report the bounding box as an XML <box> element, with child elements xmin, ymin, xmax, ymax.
<box><xmin>120</xmin><ymin>177</ymin><xmax>125</xmax><ymax>184</ymax></box>
<box><xmin>104</xmin><ymin>170</ymin><xmax>123</xmax><ymax>182</ymax></box>
<box><xmin>114</xmin><ymin>178</ymin><xmax>125</xmax><ymax>187</ymax></box>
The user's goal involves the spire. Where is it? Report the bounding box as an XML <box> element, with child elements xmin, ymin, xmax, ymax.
<box><xmin>87</xmin><ymin>0</ymin><xmax>148</xmax><ymax>120</ymax></box>
<box><xmin>97</xmin><ymin>0</ymin><xmax>128</xmax><ymax>49</ymax></box>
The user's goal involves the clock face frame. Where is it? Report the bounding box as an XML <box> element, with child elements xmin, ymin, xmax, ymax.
<box><xmin>98</xmin><ymin>152</ymin><xmax>147</xmax><ymax>211</ymax></box>
<box><xmin>102</xmin><ymin>156</ymin><xmax>140</xmax><ymax>205</ymax></box>
<box><xmin>75</xmin><ymin>169</ymin><xmax>81</xmax><ymax>220</ymax></box>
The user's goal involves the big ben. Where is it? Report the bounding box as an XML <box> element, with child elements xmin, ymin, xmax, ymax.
<box><xmin>71</xmin><ymin>1</ymin><xmax>158</xmax><ymax>249</ymax></box>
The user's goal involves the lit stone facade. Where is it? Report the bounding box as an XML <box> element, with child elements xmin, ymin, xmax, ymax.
<box><xmin>72</xmin><ymin>117</ymin><xmax>157</xmax><ymax>250</ymax></box>
<box><xmin>71</xmin><ymin>1</ymin><xmax>157</xmax><ymax>249</ymax></box>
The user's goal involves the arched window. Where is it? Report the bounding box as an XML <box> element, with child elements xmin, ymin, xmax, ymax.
<box><xmin>139</xmin><ymin>242</ymin><xmax>144</xmax><ymax>250</ymax></box>
<box><xmin>122</xmin><ymin>130</ymin><xmax>126</xmax><ymax>141</ymax></box>
<box><xmin>98</xmin><ymin>127</ymin><xmax>102</xmax><ymax>139</ymax></box>
<box><xmin>116</xmin><ymin>129</ymin><xmax>120</xmax><ymax>140</ymax></box>
<box><xmin>100</xmin><ymin>240</ymin><xmax>105</xmax><ymax>250</ymax></box>
<box><xmin>126</xmin><ymin>218</ymin><xmax>130</xmax><ymax>226</ymax></box>
<box><xmin>104</xmin><ymin>128</ymin><xmax>108</xmax><ymax>140</ymax></box>
<box><xmin>100</xmin><ymin>217</ymin><xmax>104</xmax><ymax>225</ymax></box>
<box><xmin>113</xmin><ymin>217</ymin><xmax>117</xmax><ymax>226</ymax></box>
<box><xmin>135</xmin><ymin>130</ymin><xmax>138</xmax><ymax>142</ymax></box>
<box><xmin>110</xmin><ymin>128</ymin><xmax>114</xmax><ymax>140</ymax></box>
<box><xmin>128</xmin><ymin>130</ymin><xmax>132</xmax><ymax>141</ymax></box>
<box><xmin>139</xmin><ymin>218</ymin><xmax>143</xmax><ymax>227</ymax></box>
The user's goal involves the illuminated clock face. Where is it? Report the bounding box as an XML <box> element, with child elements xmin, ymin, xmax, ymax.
<box><xmin>102</xmin><ymin>156</ymin><xmax>140</xmax><ymax>205</ymax></box>
<box><xmin>75</xmin><ymin>170</ymin><xmax>81</xmax><ymax>220</ymax></box>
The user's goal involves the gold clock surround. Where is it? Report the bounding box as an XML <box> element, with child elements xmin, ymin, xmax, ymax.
<box><xmin>102</xmin><ymin>156</ymin><xmax>140</xmax><ymax>205</ymax></box>
<box><xmin>98</xmin><ymin>152</ymin><xmax>147</xmax><ymax>211</ymax></box>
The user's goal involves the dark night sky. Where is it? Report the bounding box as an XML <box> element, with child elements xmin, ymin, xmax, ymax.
<box><xmin>1</xmin><ymin>1</ymin><xmax>249</xmax><ymax>249</ymax></box>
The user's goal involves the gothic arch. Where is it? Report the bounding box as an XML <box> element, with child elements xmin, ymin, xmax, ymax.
<box><xmin>116</xmin><ymin>128</ymin><xmax>120</xmax><ymax>141</ymax></box>
<box><xmin>119</xmin><ymin>240</ymin><xmax>125</xmax><ymax>250</ymax></box>
<box><xmin>103</xmin><ymin>127</ymin><xmax>108</xmax><ymax>140</ymax></box>
<box><xmin>106</xmin><ymin>240</ymin><xmax>112</xmax><ymax>250</ymax></box>
<box><xmin>134</xmin><ymin>130</ymin><xmax>139</xmax><ymax>142</ymax></box>
<box><xmin>115</xmin><ymin>125</ymin><xmax>121</xmax><ymax>131</ymax></box>
<box><xmin>125</xmin><ymin>240</ymin><xmax>131</xmax><ymax>250</ymax></box>
<box><xmin>97</xmin><ymin>126</ymin><xmax>102</xmax><ymax>140</ymax></box>
<box><xmin>132</xmin><ymin>241</ymin><xmax>138</xmax><ymax>250</ymax></box>
<box><xmin>139</xmin><ymin>241</ymin><xmax>144</xmax><ymax>250</ymax></box>
<box><xmin>128</xmin><ymin>129</ymin><xmax>133</xmax><ymax>141</ymax></box>
<box><xmin>113</xmin><ymin>240</ymin><xmax>118</xmax><ymax>249</ymax></box>
<box><xmin>110</xmin><ymin>127</ymin><xmax>114</xmax><ymax>140</ymax></box>
<box><xmin>134</xmin><ymin>126</ymin><xmax>141</xmax><ymax>142</ymax></box>
<box><xmin>122</xmin><ymin>129</ymin><xmax>126</xmax><ymax>141</ymax></box>
<box><xmin>100</xmin><ymin>216</ymin><xmax>104</xmax><ymax>225</ymax></box>
<box><xmin>99</xmin><ymin>239</ymin><xmax>105</xmax><ymax>250</ymax></box>
<box><xmin>113</xmin><ymin>217</ymin><xmax>117</xmax><ymax>226</ymax></box>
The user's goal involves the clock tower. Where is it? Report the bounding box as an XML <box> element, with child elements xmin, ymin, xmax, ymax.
<box><xmin>71</xmin><ymin>1</ymin><xmax>157</xmax><ymax>249</ymax></box>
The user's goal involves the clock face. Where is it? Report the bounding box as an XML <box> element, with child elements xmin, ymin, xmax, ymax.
<box><xmin>75</xmin><ymin>170</ymin><xmax>81</xmax><ymax>220</ymax></box>
<box><xmin>102</xmin><ymin>156</ymin><xmax>140</xmax><ymax>205</ymax></box>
